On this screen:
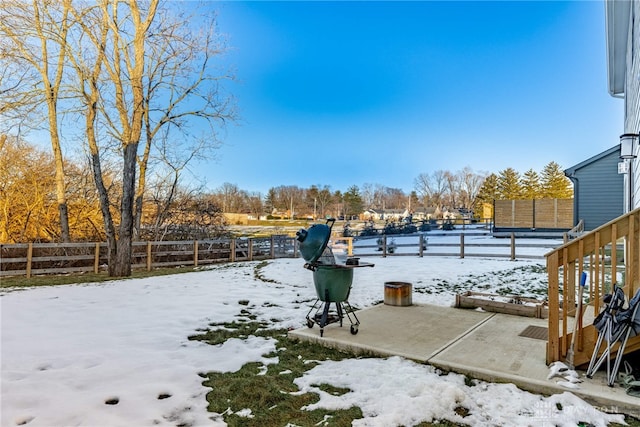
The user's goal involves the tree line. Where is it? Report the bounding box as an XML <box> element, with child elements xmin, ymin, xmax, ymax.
<box><xmin>1</xmin><ymin>134</ymin><xmax>572</xmax><ymax>246</ymax></box>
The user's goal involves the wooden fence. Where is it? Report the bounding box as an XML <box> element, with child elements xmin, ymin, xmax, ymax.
<box><xmin>545</xmin><ymin>207</ymin><xmax>640</xmax><ymax>366</ymax></box>
<box><xmin>494</xmin><ymin>199</ymin><xmax>573</xmax><ymax>230</ymax></box>
<box><xmin>1</xmin><ymin>232</ymin><xmax>560</xmax><ymax>278</ymax></box>
<box><xmin>0</xmin><ymin>235</ymin><xmax>298</xmax><ymax>278</ymax></box>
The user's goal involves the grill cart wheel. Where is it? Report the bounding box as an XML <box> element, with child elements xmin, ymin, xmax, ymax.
<box><xmin>350</xmin><ymin>324</ymin><xmax>358</xmax><ymax>335</ymax></box>
<box><xmin>306</xmin><ymin>319</ymin><xmax>314</xmax><ymax>328</ymax></box>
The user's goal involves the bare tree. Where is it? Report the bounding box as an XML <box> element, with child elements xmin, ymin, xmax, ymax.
<box><xmin>414</xmin><ymin>170</ymin><xmax>448</xmax><ymax>211</ymax></box>
<box><xmin>361</xmin><ymin>183</ymin><xmax>375</xmax><ymax>209</ymax></box>
<box><xmin>0</xmin><ymin>0</ymin><xmax>73</xmax><ymax>241</ymax></box>
<box><xmin>214</xmin><ymin>182</ymin><xmax>245</xmax><ymax>213</ymax></box>
<box><xmin>246</xmin><ymin>192</ymin><xmax>264</xmax><ymax>219</ymax></box>
<box><xmin>383</xmin><ymin>187</ymin><xmax>407</xmax><ymax>210</ymax></box>
<box><xmin>63</xmin><ymin>0</ymin><xmax>160</xmax><ymax>276</ymax></box>
<box><xmin>458</xmin><ymin>166</ymin><xmax>487</xmax><ymax>212</ymax></box>
<box><xmin>443</xmin><ymin>171</ymin><xmax>459</xmax><ymax>210</ymax></box>
<box><xmin>135</xmin><ymin>6</ymin><xmax>236</xmax><ymax>235</ymax></box>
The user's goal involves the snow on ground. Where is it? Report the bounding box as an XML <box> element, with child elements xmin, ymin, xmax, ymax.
<box><xmin>0</xmin><ymin>232</ymin><xmax>627</xmax><ymax>426</ymax></box>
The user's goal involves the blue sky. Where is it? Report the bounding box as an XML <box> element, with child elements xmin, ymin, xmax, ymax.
<box><xmin>197</xmin><ymin>0</ymin><xmax>623</xmax><ymax>195</ymax></box>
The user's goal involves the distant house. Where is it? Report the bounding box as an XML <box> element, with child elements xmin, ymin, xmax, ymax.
<box><xmin>362</xmin><ymin>209</ymin><xmax>405</xmax><ymax>221</ymax></box>
<box><xmin>564</xmin><ymin>145</ymin><xmax>624</xmax><ymax>231</ymax></box>
<box><xmin>362</xmin><ymin>207</ymin><xmax>440</xmax><ymax>222</ymax></box>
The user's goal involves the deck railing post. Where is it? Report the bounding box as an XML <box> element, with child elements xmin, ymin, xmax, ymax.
<box><xmin>546</xmin><ymin>251</ymin><xmax>560</xmax><ymax>364</ymax></box>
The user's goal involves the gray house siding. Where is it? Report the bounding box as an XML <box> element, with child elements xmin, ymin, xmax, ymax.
<box><xmin>606</xmin><ymin>0</ymin><xmax>640</xmax><ymax>210</ymax></box>
<box><xmin>625</xmin><ymin>0</ymin><xmax>639</xmax><ymax>209</ymax></box>
<box><xmin>565</xmin><ymin>146</ymin><xmax>624</xmax><ymax>231</ymax></box>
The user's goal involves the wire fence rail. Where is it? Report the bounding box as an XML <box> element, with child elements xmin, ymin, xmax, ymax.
<box><xmin>1</xmin><ymin>232</ymin><xmax>560</xmax><ymax>279</ymax></box>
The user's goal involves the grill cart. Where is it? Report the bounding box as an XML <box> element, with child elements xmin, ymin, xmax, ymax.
<box><xmin>296</xmin><ymin>219</ymin><xmax>374</xmax><ymax>337</ymax></box>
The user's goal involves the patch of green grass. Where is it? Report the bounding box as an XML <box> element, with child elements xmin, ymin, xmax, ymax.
<box><xmin>197</xmin><ymin>322</ymin><xmax>365</xmax><ymax>426</ymax></box>
<box><xmin>189</xmin><ymin>321</ymin><xmax>270</xmax><ymax>346</ymax></box>
<box><xmin>253</xmin><ymin>260</ymin><xmax>280</xmax><ymax>284</ymax></box>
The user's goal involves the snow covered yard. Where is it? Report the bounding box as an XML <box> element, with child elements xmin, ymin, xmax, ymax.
<box><xmin>0</xmin><ymin>238</ymin><xmax>631</xmax><ymax>426</ymax></box>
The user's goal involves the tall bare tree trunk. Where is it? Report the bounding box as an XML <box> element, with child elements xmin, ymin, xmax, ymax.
<box><xmin>115</xmin><ymin>143</ymin><xmax>138</xmax><ymax>276</ymax></box>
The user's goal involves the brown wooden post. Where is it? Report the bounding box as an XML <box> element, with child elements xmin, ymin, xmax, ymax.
<box><xmin>230</xmin><ymin>238</ymin><xmax>236</xmax><ymax>262</ymax></box>
<box><xmin>561</xmin><ymin>248</ymin><xmax>568</xmax><ymax>357</ymax></box>
<box><xmin>194</xmin><ymin>240</ymin><xmax>199</xmax><ymax>267</ymax></box>
<box><xmin>577</xmin><ymin>239</ymin><xmax>585</xmax><ymax>351</ymax></box>
<box><xmin>510</xmin><ymin>232</ymin><xmax>515</xmax><ymax>260</ymax></box>
<box><xmin>611</xmin><ymin>223</ymin><xmax>618</xmax><ymax>288</ymax></box>
<box><xmin>94</xmin><ymin>242</ymin><xmax>100</xmax><ymax>273</ymax></box>
<box><xmin>248</xmin><ymin>239</ymin><xmax>254</xmax><ymax>261</ymax></box>
<box><xmin>546</xmin><ymin>251</ymin><xmax>560</xmax><ymax>364</ymax></box>
<box><xmin>633</xmin><ymin>212</ymin><xmax>640</xmax><ymax>295</ymax></box>
<box><xmin>347</xmin><ymin>237</ymin><xmax>353</xmax><ymax>256</ymax></box>
<box><xmin>460</xmin><ymin>234</ymin><xmax>465</xmax><ymax>259</ymax></box>
<box><xmin>566</xmin><ymin>261</ymin><xmax>576</xmax><ymax>317</ymax></box>
<box><xmin>146</xmin><ymin>241</ymin><xmax>152</xmax><ymax>271</ymax></box>
<box><xmin>594</xmin><ymin>232</ymin><xmax>601</xmax><ymax>314</ymax></box>
<box><xmin>26</xmin><ymin>242</ymin><xmax>33</xmax><ymax>279</ymax></box>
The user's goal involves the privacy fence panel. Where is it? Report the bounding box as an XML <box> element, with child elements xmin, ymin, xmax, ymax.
<box><xmin>494</xmin><ymin>199</ymin><xmax>573</xmax><ymax>230</ymax></box>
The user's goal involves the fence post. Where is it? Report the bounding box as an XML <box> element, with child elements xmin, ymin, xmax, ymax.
<box><xmin>419</xmin><ymin>235</ymin><xmax>424</xmax><ymax>257</ymax></box>
<box><xmin>347</xmin><ymin>237</ymin><xmax>353</xmax><ymax>256</ymax></box>
<box><xmin>146</xmin><ymin>241</ymin><xmax>152</xmax><ymax>271</ymax></box>
<box><xmin>230</xmin><ymin>238</ymin><xmax>236</xmax><ymax>262</ymax></box>
<box><xmin>94</xmin><ymin>242</ymin><xmax>100</xmax><ymax>273</ymax></box>
<box><xmin>194</xmin><ymin>240</ymin><xmax>199</xmax><ymax>267</ymax></box>
<box><xmin>382</xmin><ymin>235</ymin><xmax>387</xmax><ymax>258</ymax></box>
<box><xmin>248</xmin><ymin>238</ymin><xmax>254</xmax><ymax>261</ymax></box>
<box><xmin>26</xmin><ymin>242</ymin><xmax>33</xmax><ymax>279</ymax></box>
<box><xmin>510</xmin><ymin>232</ymin><xmax>516</xmax><ymax>260</ymax></box>
<box><xmin>460</xmin><ymin>234</ymin><xmax>465</xmax><ymax>259</ymax></box>
<box><xmin>270</xmin><ymin>235</ymin><xmax>275</xmax><ymax>259</ymax></box>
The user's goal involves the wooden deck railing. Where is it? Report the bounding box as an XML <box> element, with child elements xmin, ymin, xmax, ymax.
<box><xmin>546</xmin><ymin>208</ymin><xmax>640</xmax><ymax>365</ymax></box>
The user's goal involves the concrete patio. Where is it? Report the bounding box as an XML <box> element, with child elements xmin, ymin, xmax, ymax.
<box><xmin>288</xmin><ymin>303</ymin><xmax>640</xmax><ymax>418</ymax></box>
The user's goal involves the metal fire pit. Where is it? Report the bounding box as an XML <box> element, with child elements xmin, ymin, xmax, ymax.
<box><xmin>296</xmin><ymin>218</ymin><xmax>374</xmax><ymax>337</ymax></box>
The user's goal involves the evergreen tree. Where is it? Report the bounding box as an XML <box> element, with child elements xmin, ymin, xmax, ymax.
<box><xmin>497</xmin><ymin>168</ymin><xmax>522</xmax><ymax>200</ymax></box>
<box><xmin>476</xmin><ymin>173</ymin><xmax>499</xmax><ymax>204</ymax></box>
<box><xmin>540</xmin><ymin>162</ymin><xmax>573</xmax><ymax>198</ymax></box>
<box><xmin>521</xmin><ymin>169</ymin><xmax>541</xmax><ymax>199</ymax></box>
<box><xmin>474</xmin><ymin>173</ymin><xmax>498</xmax><ymax>219</ymax></box>
<box><xmin>343</xmin><ymin>185</ymin><xmax>363</xmax><ymax>220</ymax></box>
<box><xmin>264</xmin><ymin>188</ymin><xmax>277</xmax><ymax>215</ymax></box>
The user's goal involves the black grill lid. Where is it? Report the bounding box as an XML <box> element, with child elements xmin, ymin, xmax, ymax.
<box><xmin>296</xmin><ymin>219</ymin><xmax>335</xmax><ymax>264</ymax></box>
